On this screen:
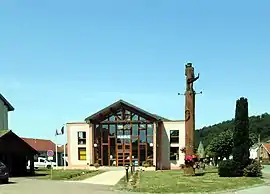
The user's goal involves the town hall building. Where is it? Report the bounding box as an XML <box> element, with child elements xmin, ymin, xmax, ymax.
<box><xmin>67</xmin><ymin>99</ymin><xmax>185</xmax><ymax>170</ymax></box>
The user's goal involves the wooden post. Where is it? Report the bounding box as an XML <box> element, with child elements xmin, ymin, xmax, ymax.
<box><xmin>184</xmin><ymin>63</ymin><xmax>200</xmax><ymax>176</ymax></box>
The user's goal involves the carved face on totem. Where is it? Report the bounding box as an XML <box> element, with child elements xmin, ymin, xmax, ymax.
<box><xmin>185</xmin><ymin>63</ymin><xmax>195</xmax><ymax>78</ymax></box>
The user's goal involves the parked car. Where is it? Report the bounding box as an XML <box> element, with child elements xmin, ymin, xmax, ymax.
<box><xmin>0</xmin><ymin>161</ymin><xmax>9</xmax><ymax>184</ymax></box>
<box><xmin>27</xmin><ymin>157</ymin><xmax>57</xmax><ymax>170</ymax></box>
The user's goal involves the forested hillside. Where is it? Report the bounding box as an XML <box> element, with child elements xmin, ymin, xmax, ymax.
<box><xmin>195</xmin><ymin>113</ymin><xmax>270</xmax><ymax>148</ymax></box>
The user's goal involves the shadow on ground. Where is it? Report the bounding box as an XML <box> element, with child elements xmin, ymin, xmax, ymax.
<box><xmin>0</xmin><ymin>181</ymin><xmax>17</xmax><ymax>185</ymax></box>
<box><xmin>11</xmin><ymin>173</ymin><xmax>48</xmax><ymax>177</ymax></box>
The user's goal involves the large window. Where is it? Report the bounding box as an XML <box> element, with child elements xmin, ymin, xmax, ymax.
<box><xmin>170</xmin><ymin>130</ymin><xmax>179</xmax><ymax>144</ymax></box>
<box><xmin>78</xmin><ymin>147</ymin><xmax>86</xmax><ymax>160</ymax></box>
<box><xmin>170</xmin><ymin>147</ymin><xmax>179</xmax><ymax>161</ymax></box>
<box><xmin>78</xmin><ymin>131</ymin><xmax>86</xmax><ymax>145</ymax></box>
<box><xmin>93</xmin><ymin>107</ymin><xmax>154</xmax><ymax>166</ymax></box>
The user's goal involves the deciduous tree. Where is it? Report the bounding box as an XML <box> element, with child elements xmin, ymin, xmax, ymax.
<box><xmin>206</xmin><ymin>129</ymin><xmax>233</xmax><ymax>160</ymax></box>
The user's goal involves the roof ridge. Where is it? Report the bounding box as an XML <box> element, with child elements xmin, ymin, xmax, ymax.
<box><xmin>21</xmin><ymin>137</ymin><xmax>54</xmax><ymax>142</ymax></box>
<box><xmin>85</xmin><ymin>99</ymin><xmax>170</xmax><ymax>122</ymax></box>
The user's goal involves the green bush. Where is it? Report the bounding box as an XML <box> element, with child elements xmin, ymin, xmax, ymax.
<box><xmin>243</xmin><ymin>160</ymin><xmax>262</xmax><ymax>177</ymax></box>
<box><xmin>261</xmin><ymin>159</ymin><xmax>270</xmax><ymax>165</ymax></box>
<box><xmin>218</xmin><ymin>159</ymin><xmax>243</xmax><ymax>177</ymax></box>
<box><xmin>142</xmin><ymin>161</ymin><xmax>150</xmax><ymax>168</ymax></box>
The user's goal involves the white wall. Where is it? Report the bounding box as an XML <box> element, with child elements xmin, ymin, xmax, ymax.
<box><xmin>0</xmin><ymin>99</ymin><xmax>8</xmax><ymax>129</ymax></box>
<box><xmin>161</xmin><ymin>121</ymin><xmax>185</xmax><ymax>169</ymax></box>
<box><xmin>67</xmin><ymin>123</ymin><xmax>92</xmax><ymax>168</ymax></box>
<box><xmin>250</xmin><ymin>148</ymin><xmax>258</xmax><ymax>159</ymax></box>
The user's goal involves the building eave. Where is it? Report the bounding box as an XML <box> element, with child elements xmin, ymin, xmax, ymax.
<box><xmin>0</xmin><ymin>93</ymin><xmax>15</xmax><ymax>111</ymax></box>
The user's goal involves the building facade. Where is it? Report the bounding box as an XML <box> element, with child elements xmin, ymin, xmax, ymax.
<box><xmin>67</xmin><ymin>100</ymin><xmax>185</xmax><ymax>170</ymax></box>
<box><xmin>259</xmin><ymin>143</ymin><xmax>270</xmax><ymax>164</ymax></box>
<box><xmin>0</xmin><ymin>94</ymin><xmax>14</xmax><ymax>130</ymax></box>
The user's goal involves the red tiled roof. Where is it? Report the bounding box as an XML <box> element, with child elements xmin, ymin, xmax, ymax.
<box><xmin>21</xmin><ymin>137</ymin><xmax>57</xmax><ymax>152</ymax></box>
<box><xmin>59</xmin><ymin>144</ymin><xmax>68</xmax><ymax>153</ymax></box>
<box><xmin>263</xmin><ymin>143</ymin><xmax>270</xmax><ymax>154</ymax></box>
<box><xmin>21</xmin><ymin>137</ymin><xmax>67</xmax><ymax>153</ymax></box>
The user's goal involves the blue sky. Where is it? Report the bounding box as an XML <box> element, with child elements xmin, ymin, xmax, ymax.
<box><xmin>0</xmin><ymin>1</ymin><xmax>269</xmax><ymax>144</ymax></box>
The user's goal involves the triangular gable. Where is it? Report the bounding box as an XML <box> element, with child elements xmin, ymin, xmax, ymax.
<box><xmin>262</xmin><ymin>143</ymin><xmax>270</xmax><ymax>154</ymax></box>
<box><xmin>85</xmin><ymin>99</ymin><xmax>169</xmax><ymax>123</ymax></box>
<box><xmin>0</xmin><ymin>130</ymin><xmax>38</xmax><ymax>154</ymax></box>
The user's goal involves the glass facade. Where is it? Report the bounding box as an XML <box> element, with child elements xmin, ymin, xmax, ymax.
<box><xmin>93</xmin><ymin>108</ymin><xmax>154</xmax><ymax>166</ymax></box>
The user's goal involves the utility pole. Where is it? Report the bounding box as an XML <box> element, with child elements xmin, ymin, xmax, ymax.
<box><xmin>257</xmin><ymin>132</ymin><xmax>261</xmax><ymax>162</ymax></box>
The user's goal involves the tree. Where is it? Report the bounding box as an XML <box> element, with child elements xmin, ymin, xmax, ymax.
<box><xmin>205</xmin><ymin>129</ymin><xmax>233</xmax><ymax>160</ymax></box>
<box><xmin>195</xmin><ymin>113</ymin><xmax>270</xmax><ymax>149</ymax></box>
<box><xmin>197</xmin><ymin>141</ymin><xmax>205</xmax><ymax>159</ymax></box>
<box><xmin>232</xmin><ymin>97</ymin><xmax>250</xmax><ymax>168</ymax></box>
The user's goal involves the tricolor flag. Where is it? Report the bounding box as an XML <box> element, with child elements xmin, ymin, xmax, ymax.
<box><xmin>55</xmin><ymin>126</ymin><xmax>64</xmax><ymax>136</ymax></box>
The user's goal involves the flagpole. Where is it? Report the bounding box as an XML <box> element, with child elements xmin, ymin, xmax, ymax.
<box><xmin>55</xmin><ymin>132</ymin><xmax>58</xmax><ymax>169</ymax></box>
<box><xmin>63</xmin><ymin>124</ymin><xmax>66</xmax><ymax>170</ymax></box>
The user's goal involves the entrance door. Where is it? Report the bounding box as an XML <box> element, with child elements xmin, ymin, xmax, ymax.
<box><xmin>116</xmin><ymin>127</ymin><xmax>132</xmax><ymax>166</ymax></box>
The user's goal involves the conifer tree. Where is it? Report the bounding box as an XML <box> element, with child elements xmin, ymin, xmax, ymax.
<box><xmin>197</xmin><ymin>141</ymin><xmax>205</xmax><ymax>159</ymax></box>
<box><xmin>232</xmin><ymin>97</ymin><xmax>250</xmax><ymax>168</ymax></box>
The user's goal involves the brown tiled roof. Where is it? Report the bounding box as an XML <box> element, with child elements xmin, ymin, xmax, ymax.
<box><xmin>262</xmin><ymin>143</ymin><xmax>270</xmax><ymax>154</ymax></box>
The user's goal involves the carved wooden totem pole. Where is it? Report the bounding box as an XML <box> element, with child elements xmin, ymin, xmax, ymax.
<box><xmin>185</xmin><ymin>63</ymin><xmax>199</xmax><ymax>157</ymax></box>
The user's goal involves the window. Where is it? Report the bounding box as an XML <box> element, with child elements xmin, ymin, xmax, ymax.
<box><xmin>170</xmin><ymin>130</ymin><xmax>179</xmax><ymax>143</ymax></box>
<box><xmin>170</xmin><ymin>147</ymin><xmax>179</xmax><ymax>161</ymax></box>
<box><xmin>78</xmin><ymin>131</ymin><xmax>86</xmax><ymax>145</ymax></box>
<box><xmin>39</xmin><ymin>158</ymin><xmax>46</xmax><ymax>163</ymax></box>
<box><xmin>78</xmin><ymin>147</ymin><xmax>87</xmax><ymax>160</ymax></box>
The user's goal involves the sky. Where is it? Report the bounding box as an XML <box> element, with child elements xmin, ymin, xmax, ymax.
<box><xmin>0</xmin><ymin>1</ymin><xmax>269</xmax><ymax>144</ymax></box>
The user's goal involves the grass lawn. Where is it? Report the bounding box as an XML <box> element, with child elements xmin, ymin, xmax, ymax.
<box><xmin>34</xmin><ymin>169</ymin><xmax>104</xmax><ymax>181</ymax></box>
<box><xmin>118</xmin><ymin>168</ymin><xmax>264</xmax><ymax>193</ymax></box>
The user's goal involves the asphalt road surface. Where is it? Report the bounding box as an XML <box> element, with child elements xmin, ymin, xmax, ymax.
<box><xmin>0</xmin><ymin>178</ymin><xmax>125</xmax><ymax>194</ymax></box>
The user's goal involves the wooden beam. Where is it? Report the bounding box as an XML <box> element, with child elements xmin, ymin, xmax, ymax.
<box><xmin>100</xmin><ymin>120</ymin><xmax>153</xmax><ymax>124</ymax></box>
<box><xmin>110</xmin><ymin>108</ymin><xmax>121</xmax><ymax>120</ymax></box>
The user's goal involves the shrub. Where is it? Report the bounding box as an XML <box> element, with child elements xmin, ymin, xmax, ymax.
<box><xmin>179</xmin><ymin>164</ymin><xmax>185</xmax><ymax>169</ymax></box>
<box><xmin>94</xmin><ymin>163</ymin><xmax>100</xmax><ymax>168</ymax></box>
<box><xmin>142</xmin><ymin>161</ymin><xmax>150</xmax><ymax>168</ymax></box>
<box><xmin>243</xmin><ymin>160</ymin><xmax>262</xmax><ymax>177</ymax></box>
<box><xmin>261</xmin><ymin>159</ymin><xmax>270</xmax><ymax>165</ymax></box>
<box><xmin>218</xmin><ymin>159</ymin><xmax>243</xmax><ymax>177</ymax></box>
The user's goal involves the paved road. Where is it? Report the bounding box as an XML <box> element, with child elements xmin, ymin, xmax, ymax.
<box><xmin>224</xmin><ymin>169</ymin><xmax>270</xmax><ymax>194</ymax></box>
<box><xmin>0</xmin><ymin>178</ymin><xmax>125</xmax><ymax>194</ymax></box>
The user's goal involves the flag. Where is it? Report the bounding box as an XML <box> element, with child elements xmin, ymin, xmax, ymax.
<box><xmin>55</xmin><ymin>126</ymin><xmax>64</xmax><ymax>136</ymax></box>
<box><xmin>61</xmin><ymin>126</ymin><xmax>64</xmax><ymax>134</ymax></box>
